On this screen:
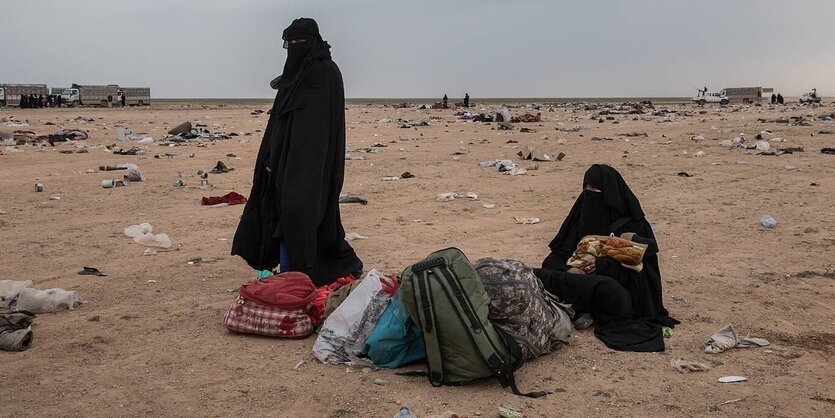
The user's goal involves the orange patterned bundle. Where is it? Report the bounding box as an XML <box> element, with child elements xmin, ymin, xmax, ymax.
<box><xmin>567</xmin><ymin>235</ymin><xmax>648</xmax><ymax>272</ymax></box>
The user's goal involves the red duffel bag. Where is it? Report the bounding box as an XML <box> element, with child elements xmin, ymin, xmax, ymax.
<box><xmin>223</xmin><ymin>272</ymin><xmax>317</xmax><ymax>338</ymax></box>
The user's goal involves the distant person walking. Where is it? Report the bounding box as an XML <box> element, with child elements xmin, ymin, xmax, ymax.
<box><xmin>464</xmin><ymin>92</ymin><xmax>470</xmax><ymax>108</ymax></box>
<box><xmin>120</xmin><ymin>90</ymin><xmax>126</xmax><ymax>107</ymax></box>
<box><xmin>777</xmin><ymin>93</ymin><xmax>784</xmax><ymax>105</ymax></box>
<box><xmin>771</xmin><ymin>93</ymin><xmax>777</xmax><ymax>104</ymax></box>
<box><xmin>442</xmin><ymin>94</ymin><xmax>448</xmax><ymax>109</ymax></box>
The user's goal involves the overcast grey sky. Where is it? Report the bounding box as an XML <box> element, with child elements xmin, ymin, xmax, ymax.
<box><xmin>5</xmin><ymin>0</ymin><xmax>835</xmax><ymax>98</ymax></box>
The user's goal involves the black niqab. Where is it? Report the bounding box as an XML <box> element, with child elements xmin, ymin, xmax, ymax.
<box><xmin>542</xmin><ymin>164</ymin><xmax>678</xmax><ymax>352</ymax></box>
<box><xmin>232</xmin><ymin>18</ymin><xmax>360</xmax><ymax>286</ymax></box>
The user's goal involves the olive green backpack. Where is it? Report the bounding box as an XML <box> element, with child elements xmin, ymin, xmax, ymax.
<box><xmin>400</xmin><ymin>247</ymin><xmax>548</xmax><ymax>398</ymax></box>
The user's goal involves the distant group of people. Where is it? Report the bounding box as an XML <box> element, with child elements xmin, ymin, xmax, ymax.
<box><xmin>770</xmin><ymin>93</ymin><xmax>785</xmax><ymax>104</ymax></box>
<box><xmin>19</xmin><ymin>94</ymin><xmax>63</xmax><ymax>109</ymax></box>
<box><xmin>441</xmin><ymin>92</ymin><xmax>470</xmax><ymax>109</ymax></box>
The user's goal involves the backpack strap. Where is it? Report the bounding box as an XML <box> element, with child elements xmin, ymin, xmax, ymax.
<box><xmin>413</xmin><ymin>269</ymin><xmax>445</xmax><ymax>387</ymax></box>
<box><xmin>609</xmin><ymin>216</ymin><xmax>632</xmax><ymax>234</ymax></box>
<box><xmin>495</xmin><ymin>328</ymin><xmax>551</xmax><ymax>398</ymax></box>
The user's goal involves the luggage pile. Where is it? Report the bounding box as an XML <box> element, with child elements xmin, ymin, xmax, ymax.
<box><xmin>223</xmin><ymin>248</ymin><xmax>573</xmax><ymax>397</ymax></box>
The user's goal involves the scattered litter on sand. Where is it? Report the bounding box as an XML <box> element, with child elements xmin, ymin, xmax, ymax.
<box><xmin>514</xmin><ymin>217</ymin><xmax>540</xmax><ymax>225</ymax></box>
<box><xmin>124</xmin><ymin>223</ymin><xmax>172</xmax><ymax>249</ymax></box>
<box><xmin>717</xmin><ymin>376</ymin><xmax>747</xmax><ymax>383</ymax></box>
<box><xmin>345</xmin><ymin>232</ymin><xmax>368</xmax><ymax>242</ymax></box>
<box><xmin>704</xmin><ymin>324</ymin><xmax>769</xmax><ymax>354</ymax></box>
<box><xmin>670</xmin><ymin>358</ymin><xmax>710</xmax><ymax>373</ymax></box>
<box><xmin>436</xmin><ymin>192</ymin><xmax>478</xmax><ymax>202</ymax></box>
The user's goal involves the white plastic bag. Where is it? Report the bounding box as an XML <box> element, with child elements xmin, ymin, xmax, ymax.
<box><xmin>124</xmin><ymin>223</ymin><xmax>153</xmax><ymax>238</ymax></box>
<box><xmin>0</xmin><ymin>280</ymin><xmax>33</xmax><ymax>306</ymax></box>
<box><xmin>313</xmin><ymin>269</ymin><xmax>397</xmax><ymax>364</ymax></box>
<box><xmin>13</xmin><ymin>287</ymin><xmax>82</xmax><ymax>313</ymax></box>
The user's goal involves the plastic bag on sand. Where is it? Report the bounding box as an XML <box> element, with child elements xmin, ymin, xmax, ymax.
<box><xmin>12</xmin><ymin>287</ymin><xmax>82</xmax><ymax>313</ymax></box>
<box><xmin>0</xmin><ymin>280</ymin><xmax>33</xmax><ymax>302</ymax></box>
<box><xmin>117</xmin><ymin>164</ymin><xmax>145</xmax><ymax>181</ymax></box>
<box><xmin>133</xmin><ymin>233</ymin><xmax>172</xmax><ymax>248</ymax></box>
<box><xmin>313</xmin><ymin>269</ymin><xmax>398</xmax><ymax>364</ymax></box>
<box><xmin>124</xmin><ymin>223</ymin><xmax>153</xmax><ymax>238</ymax></box>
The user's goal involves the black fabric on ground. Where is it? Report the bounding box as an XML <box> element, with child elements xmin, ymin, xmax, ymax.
<box><xmin>0</xmin><ymin>310</ymin><xmax>35</xmax><ymax>352</ymax></box>
<box><xmin>232</xmin><ymin>18</ymin><xmax>360</xmax><ymax>286</ymax></box>
<box><xmin>594</xmin><ymin>319</ymin><xmax>664</xmax><ymax>352</ymax></box>
<box><xmin>540</xmin><ymin>164</ymin><xmax>678</xmax><ymax>352</ymax></box>
<box><xmin>533</xmin><ymin>268</ymin><xmax>630</xmax><ymax>317</ymax></box>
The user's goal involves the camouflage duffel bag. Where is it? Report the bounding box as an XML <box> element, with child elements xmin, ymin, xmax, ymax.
<box><xmin>474</xmin><ymin>258</ymin><xmax>574</xmax><ymax>360</ymax></box>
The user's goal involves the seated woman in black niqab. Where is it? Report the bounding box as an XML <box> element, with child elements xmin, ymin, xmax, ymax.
<box><xmin>534</xmin><ymin>164</ymin><xmax>679</xmax><ymax>352</ymax></box>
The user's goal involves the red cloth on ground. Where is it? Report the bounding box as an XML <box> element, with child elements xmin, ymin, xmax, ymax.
<box><xmin>201</xmin><ymin>192</ymin><xmax>248</xmax><ymax>206</ymax></box>
<box><xmin>239</xmin><ymin>272</ymin><xmax>316</xmax><ymax>309</ymax></box>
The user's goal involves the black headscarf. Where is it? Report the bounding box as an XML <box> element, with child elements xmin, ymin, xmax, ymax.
<box><xmin>272</xmin><ymin>18</ymin><xmax>328</xmax><ymax>115</ymax></box>
<box><xmin>549</xmin><ymin>164</ymin><xmax>645</xmax><ymax>254</ymax></box>
<box><xmin>232</xmin><ymin>17</ymin><xmax>361</xmax><ymax>286</ymax></box>
<box><xmin>541</xmin><ymin>164</ymin><xmax>678</xmax><ymax>352</ymax></box>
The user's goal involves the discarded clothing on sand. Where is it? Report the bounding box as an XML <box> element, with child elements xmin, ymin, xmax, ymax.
<box><xmin>704</xmin><ymin>324</ymin><xmax>769</xmax><ymax>353</ymax></box>
<box><xmin>0</xmin><ymin>311</ymin><xmax>35</xmax><ymax>351</ymax></box>
<box><xmin>510</xmin><ymin>113</ymin><xmax>542</xmax><ymax>123</ymax></box>
<box><xmin>517</xmin><ymin>146</ymin><xmax>563</xmax><ymax>162</ymax></box>
<box><xmin>10</xmin><ymin>287</ymin><xmax>82</xmax><ymax>313</ymax></box>
<box><xmin>821</xmin><ymin>147</ymin><xmax>835</xmax><ymax>155</ymax></box>
<box><xmin>48</xmin><ymin>129</ymin><xmax>88</xmax><ymax>144</ymax></box>
<box><xmin>671</xmin><ymin>358</ymin><xmax>710</xmax><ymax>373</ymax></box>
<box><xmin>201</xmin><ymin>192</ymin><xmax>247</xmax><ymax>206</ymax></box>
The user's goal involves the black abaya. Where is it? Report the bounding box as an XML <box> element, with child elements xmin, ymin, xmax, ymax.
<box><xmin>232</xmin><ymin>18</ymin><xmax>360</xmax><ymax>286</ymax></box>
<box><xmin>540</xmin><ymin>164</ymin><xmax>678</xmax><ymax>352</ymax></box>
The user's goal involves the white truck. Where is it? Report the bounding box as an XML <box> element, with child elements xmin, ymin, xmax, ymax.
<box><xmin>0</xmin><ymin>83</ymin><xmax>49</xmax><ymax>107</ymax></box>
<box><xmin>692</xmin><ymin>90</ymin><xmax>729</xmax><ymax>106</ymax></box>
<box><xmin>117</xmin><ymin>87</ymin><xmax>151</xmax><ymax>106</ymax></box>
<box><xmin>61</xmin><ymin>84</ymin><xmax>120</xmax><ymax>107</ymax></box>
<box><xmin>799</xmin><ymin>89</ymin><xmax>821</xmax><ymax>104</ymax></box>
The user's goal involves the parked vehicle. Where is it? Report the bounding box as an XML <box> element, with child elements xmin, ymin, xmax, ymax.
<box><xmin>799</xmin><ymin>89</ymin><xmax>821</xmax><ymax>104</ymax></box>
<box><xmin>61</xmin><ymin>84</ymin><xmax>120</xmax><ymax>107</ymax></box>
<box><xmin>0</xmin><ymin>84</ymin><xmax>49</xmax><ymax>107</ymax></box>
<box><xmin>692</xmin><ymin>90</ymin><xmax>729</xmax><ymax>105</ymax></box>
<box><xmin>117</xmin><ymin>87</ymin><xmax>151</xmax><ymax>106</ymax></box>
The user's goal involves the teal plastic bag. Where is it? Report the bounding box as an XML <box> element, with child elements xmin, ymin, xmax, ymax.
<box><xmin>362</xmin><ymin>290</ymin><xmax>426</xmax><ymax>368</ymax></box>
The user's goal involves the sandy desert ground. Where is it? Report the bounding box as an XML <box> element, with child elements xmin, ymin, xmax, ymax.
<box><xmin>1</xmin><ymin>99</ymin><xmax>834</xmax><ymax>417</ymax></box>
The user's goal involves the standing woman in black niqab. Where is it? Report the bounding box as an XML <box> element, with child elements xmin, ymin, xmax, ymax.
<box><xmin>232</xmin><ymin>18</ymin><xmax>362</xmax><ymax>286</ymax></box>
<box><xmin>537</xmin><ymin>164</ymin><xmax>679</xmax><ymax>352</ymax></box>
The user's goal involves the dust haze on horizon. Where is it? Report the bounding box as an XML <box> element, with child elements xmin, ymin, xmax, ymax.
<box><xmin>4</xmin><ymin>0</ymin><xmax>835</xmax><ymax>99</ymax></box>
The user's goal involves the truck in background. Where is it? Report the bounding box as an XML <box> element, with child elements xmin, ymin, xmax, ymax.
<box><xmin>61</xmin><ymin>84</ymin><xmax>120</xmax><ymax>107</ymax></box>
<box><xmin>118</xmin><ymin>87</ymin><xmax>151</xmax><ymax>106</ymax></box>
<box><xmin>723</xmin><ymin>87</ymin><xmax>773</xmax><ymax>104</ymax></box>
<box><xmin>799</xmin><ymin>88</ymin><xmax>821</xmax><ymax>104</ymax></box>
<box><xmin>0</xmin><ymin>84</ymin><xmax>49</xmax><ymax>107</ymax></box>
